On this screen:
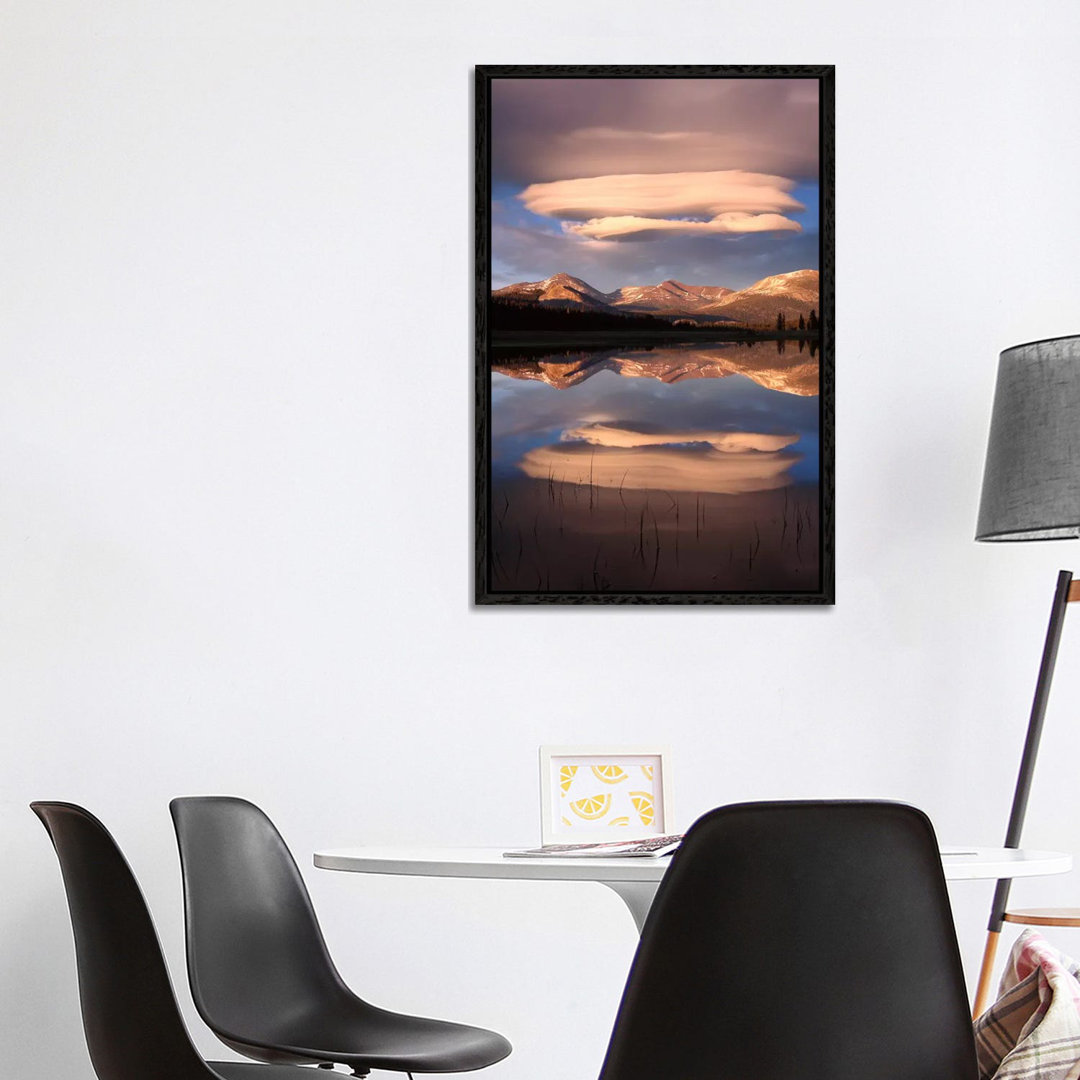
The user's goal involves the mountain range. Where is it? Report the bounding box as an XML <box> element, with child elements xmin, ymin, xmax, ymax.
<box><xmin>494</xmin><ymin>269</ymin><xmax>819</xmax><ymax>328</ymax></box>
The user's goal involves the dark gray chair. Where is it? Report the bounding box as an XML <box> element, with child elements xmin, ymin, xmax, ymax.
<box><xmin>170</xmin><ymin>796</ymin><xmax>511</xmax><ymax>1078</ymax></box>
<box><xmin>31</xmin><ymin>801</ymin><xmax>316</xmax><ymax>1080</ymax></box>
<box><xmin>597</xmin><ymin>801</ymin><xmax>979</xmax><ymax>1080</ymax></box>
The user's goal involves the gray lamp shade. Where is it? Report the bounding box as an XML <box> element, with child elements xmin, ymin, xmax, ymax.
<box><xmin>976</xmin><ymin>335</ymin><xmax>1080</xmax><ymax>541</ymax></box>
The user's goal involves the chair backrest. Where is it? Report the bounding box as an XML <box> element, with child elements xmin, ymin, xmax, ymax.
<box><xmin>169</xmin><ymin>796</ymin><xmax>350</xmax><ymax>1042</ymax></box>
<box><xmin>31</xmin><ymin>802</ymin><xmax>218</xmax><ymax>1080</ymax></box>
<box><xmin>598</xmin><ymin>801</ymin><xmax>978</xmax><ymax>1080</ymax></box>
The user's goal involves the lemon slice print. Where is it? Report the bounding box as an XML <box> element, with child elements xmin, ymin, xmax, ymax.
<box><xmin>591</xmin><ymin>764</ymin><xmax>628</xmax><ymax>785</ymax></box>
<box><xmin>609</xmin><ymin>816</ymin><xmax>630</xmax><ymax>827</ymax></box>
<box><xmin>570</xmin><ymin>793</ymin><xmax>612</xmax><ymax>821</ymax></box>
<box><xmin>641</xmin><ymin>764</ymin><xmax>654</xmax><ymax>781</ymax></box>
<box><xmin>559</xmin><ymin>765</ymin><xmax>578</xmax><ymax>794</ymax></box>
<box><xmin>630</xmin><ymin>791</ymin><xmax>654</xmax><ymax>827</ymax></box>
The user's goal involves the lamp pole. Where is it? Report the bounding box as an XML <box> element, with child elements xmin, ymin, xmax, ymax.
<box><xmin>971</xmin><ymin>570</ymin><xmax>1076</xmax><ymax>1017</ymax></box>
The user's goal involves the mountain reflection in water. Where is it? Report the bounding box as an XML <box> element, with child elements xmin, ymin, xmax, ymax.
<box><xmin>493</xmin><ymin>338</ymin><xmax>819</xmax><ymax>396</ymax></box>
<box><xmin>490</xmin><ymin>340</ymin><xmax>820</xmax><ymax>594</ymax></box>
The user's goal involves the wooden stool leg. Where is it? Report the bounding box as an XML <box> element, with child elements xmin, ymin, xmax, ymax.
<box><xmin>973</xmin><ymin>929</ymin><xmax>1001</xmax><ymax>1019</ymax></box>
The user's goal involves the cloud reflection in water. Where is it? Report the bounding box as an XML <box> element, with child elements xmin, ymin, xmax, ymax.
<box><xmin>493</xmin><ymin>343</ymin><xmax>820</xmax><ymax>489</ymax></box>
<box><xmin>522</xmin><ymin>429</ymin><xmax>801</xmax><ymax>495</ymax></box>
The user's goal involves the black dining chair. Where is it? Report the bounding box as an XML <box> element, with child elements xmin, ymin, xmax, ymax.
<box><xmin>30</xmin><ymin>801</ymin><xmax>319</xmax><ymax>1080</ymax></box>
<box><xmin>169</xmin><ymin>796</ymin><xmax>511</xmax><ymax>1077</ymax></box>
<box><xmin>597</xmin><ymin>800</ymin><xmax>979</xmax><ymax>1080</ymax></box>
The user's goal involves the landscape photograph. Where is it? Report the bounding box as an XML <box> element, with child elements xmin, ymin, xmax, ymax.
<box><xmin>477</xmin><ymin>67</ymin><xmax>833</xmax><ymax>602</ymax></box>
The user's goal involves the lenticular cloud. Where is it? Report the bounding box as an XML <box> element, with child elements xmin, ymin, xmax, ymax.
<box><xmin>566</xmin><ymin>212</ymin><xmax>801</xmax><ymax>241</ymax></box>
<box><xmin>518</xmin><ymin>169</ymin><xmax>804</xmax><ymax>241</ymax></box>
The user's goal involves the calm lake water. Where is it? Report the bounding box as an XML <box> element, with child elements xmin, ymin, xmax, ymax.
<box><xmin>489</xmin><ymin>339</ymin><xmax>821</xmax><ymax>594</ymax></box>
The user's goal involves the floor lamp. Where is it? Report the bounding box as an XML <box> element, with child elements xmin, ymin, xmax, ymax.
<box><xmin>972</xmin><ymin>334</ymin><xmax>1080</xmax><ymax>1018</ymax></box>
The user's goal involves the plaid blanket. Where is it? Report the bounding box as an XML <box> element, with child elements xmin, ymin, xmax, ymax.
<box><xmin>975</xmin><ymin>929</ymin><xmax>1080</xmax><ymax>1079</ymax></box>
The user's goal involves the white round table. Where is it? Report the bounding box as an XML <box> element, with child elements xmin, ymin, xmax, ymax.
<box><xmin>314</xmin><ymin>845</ymin><xmax>1073</xmax><ymax>933</ymax></box>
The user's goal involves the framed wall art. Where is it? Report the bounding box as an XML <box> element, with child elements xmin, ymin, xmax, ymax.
<box><xmin>539</xmin><ymin>745</ymin><xmax>672</xmax><ymax>845</ymax></box>
<box><xmin>475</xmin><ymin>65</ymin><xmax>834</xmax><ymax>604</ymax></box>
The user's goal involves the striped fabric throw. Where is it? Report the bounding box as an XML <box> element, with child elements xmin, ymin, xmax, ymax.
<box><xmin>975</xmin><ymin>929</ymin><xmax>1080</xmax><ymax>1080</ymax></box>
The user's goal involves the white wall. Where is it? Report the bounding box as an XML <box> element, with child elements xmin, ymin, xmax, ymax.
<box><xmin>5</xmin><ymin>2</ymin><xmax>1080</xmax><ymax>1076</ymax></box>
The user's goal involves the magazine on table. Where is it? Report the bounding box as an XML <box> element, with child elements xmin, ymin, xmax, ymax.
<box><xmin>504</xmin><ymin>834</ymin><xmax>683</xmax><ymax>859</ymax></box>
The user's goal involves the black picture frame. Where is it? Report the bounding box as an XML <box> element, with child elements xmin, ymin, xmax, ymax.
<box><xmin>476</xmin><ymin>64</ymin><xmax>834</xmax><ymax>605</ymax></box>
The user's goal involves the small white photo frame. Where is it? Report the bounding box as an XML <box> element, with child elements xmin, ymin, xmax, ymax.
<box><xmin>539</xmin><ymin>745</ymin><xmax>673</xmax><ymax>845</ymax></box>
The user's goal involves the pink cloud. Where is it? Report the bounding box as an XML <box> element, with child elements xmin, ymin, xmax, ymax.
<box><xmin>520</xmin><ymin>169</ymin><xmax>803</xmax><ymax>221</ymax></box>
<box><xmin>566</xmin><ymin>212</ymin><xmax>801</xmax><ymax>241</ymax></box>
<box><xmin>518</xmin><ymin>169</ymin><xmax>803</xmax><ymax>242</ymax></box>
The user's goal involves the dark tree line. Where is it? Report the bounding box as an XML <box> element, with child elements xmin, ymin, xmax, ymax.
<box><xmin>776</xmin><ymin>309</ymin><xmax>819</xmax><ymax>332</ymax></box>
<box><xmin>490</xmin><ymin>296</ymin><xmax>676</xmax><ymax>333</ymax></box>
